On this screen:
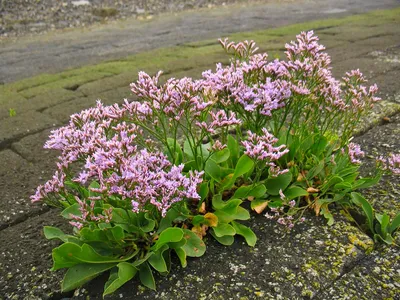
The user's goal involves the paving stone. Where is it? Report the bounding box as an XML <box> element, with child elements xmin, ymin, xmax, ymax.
<box><xmin>27</xmin><ymin>88</ymin><xmax>83</xmax><ymax>111</ymax></box>
<box><xmin>0</xmin><ymin>209</ymin><xmax>69</xmax><ymax>299</ymax></box>
<box><xmin>77</xmin><ymin>72</ymin><xmax>138</xmax><ymax>96</ymax></box>
<box><xmin>0</xmin><ymin>91</ymin><xmax>28</xmax><ymax>120</ymax></box>
<box><xmin>0</xmin><ymin>111</ymin><xmax>59</xmax><ymax>148</ymax></box>
<box><xmin>78</xmin><ymin>213</ymin><xmax>373</xmax><ymax>299</ymax></box>
<box><xmin>331</xmin><ymin>57</ymin><xmax>398</xmax><ymax>79</ymax></box>
<box><xmin>43</xmin><ymin>86</ymin><xmax>134</xmax><ymax>124</ymax></box>
<box><xmin>371</xmin><ymin>69</ymin><xmax>400</xmax><ymax>101</ymax></box>
<box><xmin>0</xmin><ymin>150</ymin><xmax>49</xmax><ymax>229</ymax></box>
<box><xmin>318</xmin><ymin>23</ymin><xmax>400</xmax><ymax>42</ymax></box>
<box><xmin>19</xmin><ymin>72</ymin><xmax>113</xmax><ymax>99</ymax></box>
<box><xmin>316</xmin><ymin>245</ymin><xmax>400</xmax><ymax>299</ymax></box>
<box><xmin>0</xmin><ymin>88</ymin><xmax>81</xmax><ymax>121</ymax></box>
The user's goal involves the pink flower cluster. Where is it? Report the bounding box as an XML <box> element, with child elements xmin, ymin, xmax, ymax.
<box><xmin>69</xmin><ymin>196</ymin><xmax>113</xmax><ymax>230</ymax></box>
<box><xmin>219</xmin><ymin>38</ymin><xmax>259</xmax><ymax>59</ymax></box>
<box><xmin>31</xmin><ymin>100</ymin><xmax>203</xmax><ymax>218</ymax></box>
<box><xmin>347</xmin><ymin>142</ymin><xmax>365</xmax><ymax>164</ymax></box>
<box><xmin>378</xmin><ymin>153</ymin><xmax>400</xmax><ymax>175</ymax></box>
<box><xmin>242</xmin><ymin>128</ymin><xmax>289</xmax><ymax>176</ymax></box>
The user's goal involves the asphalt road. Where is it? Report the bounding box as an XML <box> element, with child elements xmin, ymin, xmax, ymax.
<box><xmin>0</xmin><ymin>0</ymin><xmax>399</xmax><ymax>83</ymax></box>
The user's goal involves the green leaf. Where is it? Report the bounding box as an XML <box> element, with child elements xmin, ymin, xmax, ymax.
<box><xmin>139</xmin><ymin>262</ymin><xmax>156</xmax><ymax>290</ymax></box>
<box><xmin>265</xmin><ymin>172</ymin><xmax>292</xmax><ymax>196</ymax></box>
<box><xmin>198</xmin><ymin>182</ymin><xmax>209</xmax><ymax>201</ymax></box>
<box><xmin>351</xmin><ymin>192</ymin><xmax>374</xmax><ymax>232</ymax></box>
<box><xmin>233</xmin><ymin>155</ymin><xmax>254</xmax><ymax>179</ymax></box>
<box><xmin>80</xmin><ymin>228</ymin><xmax>107</xmax><ymax>242</ymax></box>
<box><xmin>158</xmin><ymin>207</ymin><xmax>181</xmax><ymax>233</ymax></box>
<box><xmin>43</xmin><ymin>226</ymin><xmax>69</xmax><ymax>242</ymax></box>
<box><xmin>233</xmin><ymin>185</ymin><xmax>253</xmax><ymax>199</ymax></box>
<box><xmin>231</xmin><ymin>221</ymin><xmax>257</xmax><ymax>247</ymax></box>
<box><xmin>148</xmin><ymin>245</ymin><xmax>169</xmax><ymax>273</ymax></box>
<box><xmin>139</xmin><ymin>213</ymin><xmax>156</xmax><ymax>233</ymax></box>
<box><xmin>62</xmin><ymin>263</ymin><xmax>116</xmax><ymax>292</ymax></box>
<box><xmin>103</xmin><ymin>262</ymin><xmax>137</xmax><ymax>296</ymax></box>
<box><xmin>132</xmin><ymin>252</ymin><xmax>153</xmax><ymax>267</ymax></box>
<box><xmin>320</xmin><ymin>205</ymin><xmax>334</xmax><ymax>226</ymax></box>
<box><xmin>110</xmin><ymin>226</ymin><xmax>125</xmax><ymax>241</ymax></box>
<box><xmin>284</xmin><ymin>186</ymin><xmax>308</xmax><ymax>200</ymax></box>
<box><xmin>390</xmin><ymin>213</ymin><xmax>400</xmax><ymax>234</ymax></box>
<box><xmin>184</xmin><ymin>139</ymin><xmax>194</xmax><ymax>160</ymax></box>
<box><xmin>321</xmin><ymin>176</ymin><xmax>343</xmax><ymax>193</ymax></box>
<box><xmin>334</xmin><ymin>182</ymin><xmax>352</xmax><ymax>190</ymax></box>
<box><xmin>376</xmin><ymin>213</ymin><xmax>390</xmax><ymax>236</ymax></box>
<box><xmin>210</xmin><ymin>230</ymin><xmax>234</xmax><ymax>246</ymax></box>
<box><xmin>213</xmin><ymin>223</ymin><xmax>236</xmax><ymax>237</ymax></box>
<box><xmin>353</xmin><ymin>173</ymin><xmax>381</xmax><ymax>189</ymax></box>
<box><xmin>174</xmin><ymin>247</ymin><xmax>187</xmax><ymax>268</ymax></box>
<box><xmin>233</xmin><ymin>184</ymin><xmax>266</xmax><ymax>199</ymax></box>
<box><xmin>306</xmin><ymin>160</ymin><xmax>324</xmax><ymax>180</ymax></box>
<box><xmin>166</xmin><ymin>138</ymin><xmax>183</xmax><ymax>165</ymax></box>
<box><xmin>220</xmin><ymin>198</ymin><xmax>243</xmax><ymax>215</ymax></box>
<box><xmin>110</xmin><ymin>208</ymin><xmax>130</xmax><ymax>224</ymax></box>
<box><xmin>205</xmin><ymin>159</ymin><xmax>222</xmax><ymax>182</ymax></box>
<box><xmin>227</xmin><ymin>135</ymin><xmax>239</xmax><ymax>166</ymax></box>
<box><xmin>232</xmin><ymin>206</ymin><xmax>250</xmax><ymax>220</ymax></box>
<box><xmin>52</xmin><ymin>243</ymin><xmax>138</xmax><ymax>270</ymax></box>
<box><xmin>152</xmin><ymin>227</ymin><xmax>184</xmax><ymax>251</ymax></box>
<box><xmin>211</xmin><ymin>148</ymin><xmax>231</xmax><ymax>163</ymax></box>
<box><xmin>181</xmin><ymin>229</ymin><xmax>206</xmax><ymax>257</ymax></box>
<box><xmin>60</xmin><ymin>203</ymin><xmax>81</xmax><ymax>219</ymax></box>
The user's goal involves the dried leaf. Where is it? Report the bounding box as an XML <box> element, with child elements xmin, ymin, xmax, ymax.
<box><xmin>307</xmin><ymin>187</ymin><xmax>319</xmax><ymax>193</ymax></box>
<box><xmin>253</xmin><ymin>201</ymin><xmax>268</xmax><ymax>214</ymax></box>
<box><xmin>204</xmin><ymin>213</ymin><xmax>218</xmax><ymax>227</ymax></box>
<box><xmin>199</xmin><ymin>202</ymin><xmax>206</xmax><ymax>214</ymax></box>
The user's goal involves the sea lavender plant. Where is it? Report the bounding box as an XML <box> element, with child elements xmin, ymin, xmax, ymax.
<box><xmin>32</xmin><ymin>31</ymin><xmax>398</xmax><ymax>296</ymax></box>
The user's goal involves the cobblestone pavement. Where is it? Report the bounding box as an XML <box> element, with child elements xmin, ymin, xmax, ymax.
<box><xmin>0</xmin><ymin>3</ymin><xmax>400</xmax><ymax>300</ymax></box>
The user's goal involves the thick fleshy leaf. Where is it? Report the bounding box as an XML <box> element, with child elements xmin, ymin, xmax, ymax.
<box><xmin>148</xmin><ymin>245</ymin><xmax>169</xmax><ymax>273</ymax></box>
<box><xmin>52</xmin><ymin>243</ymin><xmax>138</xmax><ymax>270</ymax></box>
<box><xmin>181</xmin><ymin>229</ymin><xmax>206</xmax><ymax>257</ymax></box>
<box><xmin>43</xmin><ymin>226</ymin><xmax>69</xmax><ymax>242</ymax></box>
<box><xmin>139</xmin><ymin>262</ymin><xmax>156</xmax><ymax>290</ymax></box>
<box><xmin>151</xmin><ymin>227</ymin><xmax>184</xmax><ymax>251</ymax></box>
<box><xmin>284</xmin><ymin>186</ymin><xmax>308</xmax><ymax>200</ymax></box>
<box><xmin>231</xmin><ymin>221</ymin><xmax>257</xmax><ymax>247</ymax></box>
<box><xmin>62</xmin><ymin>263</ymin><xmax>116</xmax><ymax>292</ymax></box>
<box><xmin>111</xmin><ymin>208</ymin><xmax>130</xmax><ymax>224</ymax></box>
<box><xmin>212</xmin><ymin>223</ymin><xmax>236</xmax><ymax>237</ymax></box>
<box><xmin>198</xmin><ymin>182</ymin><xmax>209</xmax><ymax>201</ymax></box>
<box><xmin>210</xmin><ymin>230</ymin><xmax>234</xmax><ymax>246</ymax></box>
<box><xmin>174</xmin><ymin>247</ymin><xmax>187</xmax><ymax>268</ymax></box>
<box><xmin>205</xmin><ymin>159</ymin><xmax>222</xmax><ymax>182</ymax></box>
<box><xmin>80</xmin><ymin>228</ymin><xmax>107</xmax><ymax>242</ymax></box>
<box><xmin>60</xmin><ymin>203</ymin><xmax>81</xmax><ymax>219</ymax></box>
<box><xmin>233</xmin><ymin>155</ymin><xmax>254</xmax><ymax>179</ymax></box>
<box><xmin>103</xmin><ymin>262</ymin><xmax>138</xmax><ymax>296</ymax></box>
<box><xmin>132</xmin><ymin>252</ymin><xmax>153</xmax><ymax>267</ymax></box>
<box><xmin>265</xmin><ymin>172</ymin><xmax>292</xmax><ymax>196</ymax></box>
<box><xmin>211</xmin><ymin>148</ymin><xmax>231</xmax><ymax>163</ymax></box>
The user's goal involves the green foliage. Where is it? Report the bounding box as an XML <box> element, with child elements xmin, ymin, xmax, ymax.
<box><xmin>351</xmin><ymin>193</ymin><xmax>400</xmax><ymax>245</ymax></box>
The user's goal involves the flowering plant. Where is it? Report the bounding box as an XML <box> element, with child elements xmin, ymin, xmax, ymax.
<box><xmin>33</xmin><ymin>31</ymin><xmax>399</xmax><ymax>296</ymax></box>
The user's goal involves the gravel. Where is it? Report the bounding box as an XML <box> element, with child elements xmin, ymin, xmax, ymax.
<box><xmin>0</xmin><ymin>0</ymin><xmax>271</xmax><ymax>38</ymax></box>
